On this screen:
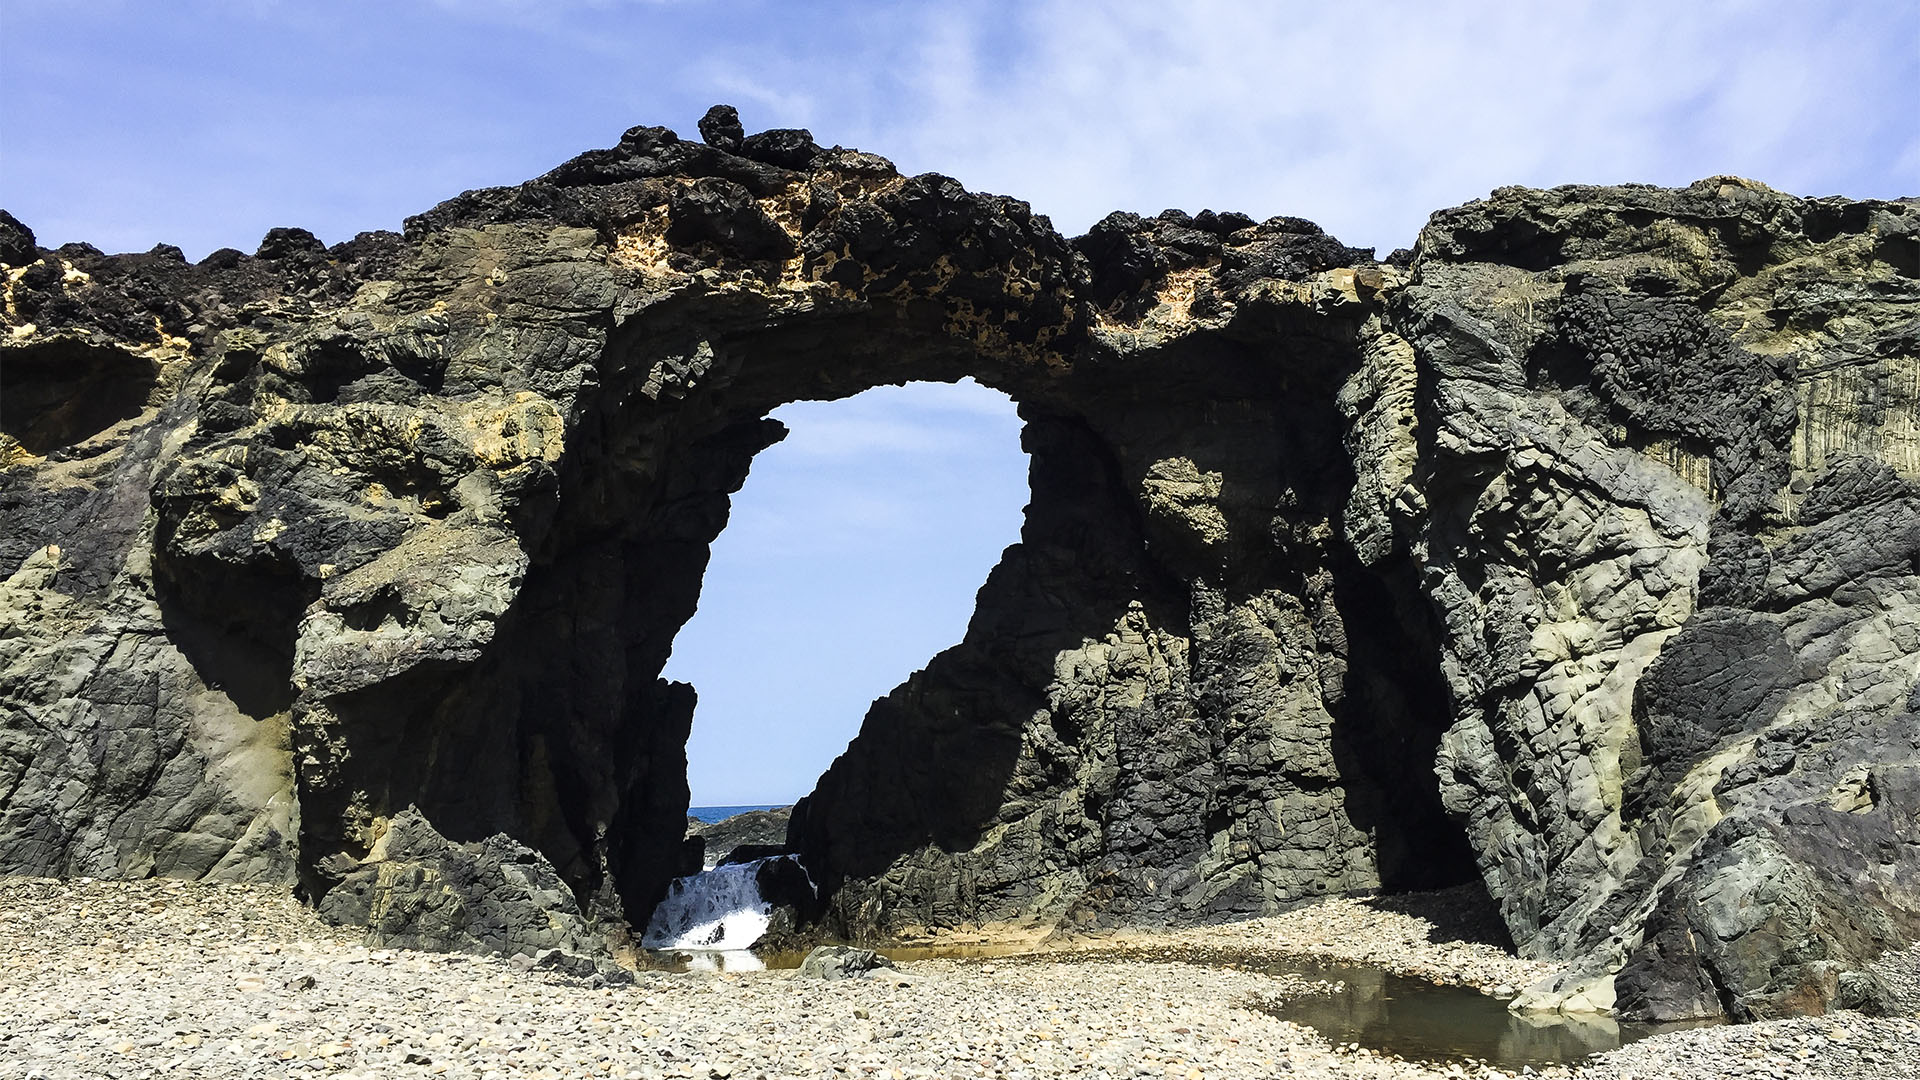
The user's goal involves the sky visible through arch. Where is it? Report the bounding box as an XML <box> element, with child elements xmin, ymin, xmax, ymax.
<box><xmin>667</xmin><ymin>381</ymin><xmax>1026</xmax><ymax>805</ymax></box>
<box><xmin>4</xmin><ymin>1</ymin><xmax>1915</xmax><ymax>802</ymax></box>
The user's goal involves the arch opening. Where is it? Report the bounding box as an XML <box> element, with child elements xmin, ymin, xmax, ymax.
<box><xmin>665</xmin><ymin>377</ymin><xmax>1028</xmax><ymax>829</ymax></box>
<box><xmin>282</xmin><ymin>306</ymin><xmax>1484</xmax><ymax>945</ymax></box>
<box><xmin>258</xmin><ymin>161</ymin><xmax>1483</xmax><ymax>952</ymax></box>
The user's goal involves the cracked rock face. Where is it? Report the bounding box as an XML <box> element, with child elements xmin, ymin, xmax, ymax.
<box><xmin>3</xmin><ymin>120</ymin><xmax>1915</xmax><ymax>1022</ymax></box>
<box><xmin>316</xmin><ymin>806</ymin><xmax>625</xmax><ymax>981</ymax></box>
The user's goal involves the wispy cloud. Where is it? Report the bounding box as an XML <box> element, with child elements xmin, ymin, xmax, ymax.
<box><xmin>826</xmin><ymin>0</ymin><xmax>1919</xmax><ymax>249</ymax></box>
<box><xmin>8</xmin><ymin>1</ymin><xmax>1910</xmax><ymax>258</ymax></box>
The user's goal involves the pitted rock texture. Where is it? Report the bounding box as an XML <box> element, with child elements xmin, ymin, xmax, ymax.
<box><xmin>1394</xmin><ymin>182</ymin><xmax>1920</xmax><ymax>1021</ymax></box>
<box><xmin>3</xmin><ymin>115</ymin><xmax>1915</xmax><ymax>1023</ymax></box>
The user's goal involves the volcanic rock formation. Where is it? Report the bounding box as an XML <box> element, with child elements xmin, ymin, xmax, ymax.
<box><xmin>2</xmin><ymin>107</ymin><xmax>1916</xmax><ymax>1022</ymax></box>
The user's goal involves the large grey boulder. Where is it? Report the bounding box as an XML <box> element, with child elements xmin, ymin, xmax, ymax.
<box><xmin>689</xmin><ymin>807</ymin><xmax>792</xmax><ymax>866</ymax></box>
<box><xmin>316</xmin><ymin>806</ymin><xmax>624</xmax><ymax>981</ymax></box>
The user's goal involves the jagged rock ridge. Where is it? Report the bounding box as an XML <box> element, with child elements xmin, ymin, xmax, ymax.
<box><xmin>2</xmin><ymin>107</ymin><xmax>1915</xmax><ymax>1022</ymax></box>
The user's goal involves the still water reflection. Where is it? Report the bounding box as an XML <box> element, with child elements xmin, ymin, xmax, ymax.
<box><xmin>640</xmin><ymin>943</ymin><xmax>1717</xmax><ymax>1069</ymax></box>
<box><xmin>1249</xmin><ymin>956</ymin><xmax>1717</xmax><ymax>1068</ymax></box>
<box><xmin>642</xmin><ymin>941</ymin><xmax>1039</xmax><ymax>973</ymax></box>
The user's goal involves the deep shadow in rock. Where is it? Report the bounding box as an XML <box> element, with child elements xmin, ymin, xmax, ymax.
<box><xmin>1366</xmin><ymin>880</ymin><xmax>1518</xmax><ymax>951</ymax></box>
<box><xmin>1328</xmin><ymin>553</ymin><xmax>1483</xmax><ymax>895</ymax></box>
<box><xmin>151</xmin><ymin>545</ymin><xmax>306</xmax><ymax>725</ymax></box>
<box><xmin>0</xmin><ymin>339</ymin><xmax>157</xmax><ymax>456</ymax></box>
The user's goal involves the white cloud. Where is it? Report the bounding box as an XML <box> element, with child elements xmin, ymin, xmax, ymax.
<box><xmin>799</xmin><ymin>0</ymin><xmax>1918</xmax><ymax>251</ymax></box>
<box><xmin>11</xmin><ymin>1</ymin><xmax>1909</xmax><ymax>259</ymax></box>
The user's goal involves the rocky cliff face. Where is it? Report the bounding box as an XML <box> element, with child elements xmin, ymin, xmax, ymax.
<box><xmin>3</xmin><ymin>108</ymin><xmax>1915</xmax><ymax>1022</ymax></box>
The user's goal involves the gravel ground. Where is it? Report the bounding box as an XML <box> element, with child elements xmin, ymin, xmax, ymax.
<box><xmin>1116</xmin><ymin>885</ymin><xmax>1554</xmax><ymax>994</ymax></box>
<box><xmin>4</xmin><ymin>877</ymin><xmax>1913</xmax><ymax>1080</ymax></box>
<box><xmin>1572</xmin><ymin>1013</ymin><xmax>1920</xmax><ymax>1080</ymax></box>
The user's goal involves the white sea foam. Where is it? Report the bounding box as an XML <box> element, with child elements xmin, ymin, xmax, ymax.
<box><xmin>642</xmin><ymin>860</ymin><xmax>774</xmax><ymax>951</ymax></box>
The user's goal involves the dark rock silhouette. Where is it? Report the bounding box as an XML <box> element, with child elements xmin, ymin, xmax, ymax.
<box><xmin>688</xmin><ymin>807</ymin><xmax>791</xmax><ymax>865</ymax></box>
<box><xmin>2</xmin><ymin>112</ymin><xmax>1916</xmax><ymax>1023</ymax></box>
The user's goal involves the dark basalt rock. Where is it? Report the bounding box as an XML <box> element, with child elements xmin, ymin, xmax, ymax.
<box><xmin>697</xmin><ymin>104</ymin><xmax>745</xmax><ymax>152</ymax></box>
<box><xmin>687</xmin><ymin>806</ymin><xmax>792</xmax><ymax>866</ymax></box>
<box><xmin>666</xmin><ymin>177</ymin><xmax>796</xmax><ymax>262</ymax></box>
<box><xmin>738</xmin><ymin>128</ymin><xmax>822</xmax><ymax>172</ymax></box>
<box><xmin>2</xmin><ymin>115</ymin><xmax>1915</xmax><ymax>1023</ymax></box>
<box><xmin>1531</xmin><ymin>280</ymin><xmax>1796</xmax><ymax>524</ymax></box>
<box><xmin>0</xmin><ymin>209</ymin><xmax>37</xmax><ymax>268</ymax></box>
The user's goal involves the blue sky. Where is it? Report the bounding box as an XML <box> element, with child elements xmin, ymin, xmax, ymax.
<box><xmin>4</xmin><ymin>1</ymin><xmax>1915</xmax><ymax>803</ymax></box>
<box><xmin>670</xmin><ymin>382</ymin><xmax>1026</xmax><ymax>806</ymax></box>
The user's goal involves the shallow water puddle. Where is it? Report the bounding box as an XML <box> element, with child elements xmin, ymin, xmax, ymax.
<box><xmin>1243</xmin><ymin>956</ymin><xmax>1718</xmax><ymax>1068</ymax></box>
<box><xmin>638</xmin><ymin>937</ymin><xmax>1717</xmax><ymax>1069</ymax></box>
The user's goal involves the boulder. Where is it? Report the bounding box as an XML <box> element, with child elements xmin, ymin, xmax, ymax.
<box><xmin>316</xmin><ymin>807</ymin><xmax>625</xmax><ymax>982</ymax></box>
<box><xmin>689</xmin><ymin>807</ymin><xmax>792</xmax><ymax>866</ymax></box>
<box><xmin>797</xmin><ymin>945</ymin><xmax>895</xmax><ymax>980</ymax></box>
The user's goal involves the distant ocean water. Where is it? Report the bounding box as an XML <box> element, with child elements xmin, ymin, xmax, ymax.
<box><xmin>688</xmin><ymin>803</ymin><xmax>786</xmax><ymax>823</ymax></box>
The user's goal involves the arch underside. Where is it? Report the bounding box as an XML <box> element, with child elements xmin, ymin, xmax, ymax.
<box><xmin>3</xmin><ymin>124</ymin><xmax>1916</xmax><ymax>1022</ymax></box>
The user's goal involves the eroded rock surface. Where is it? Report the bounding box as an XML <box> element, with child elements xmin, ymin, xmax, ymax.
<box><xmin>3</xmin><ymin>111</ymin><xmax>1915</xmax><ymax>1021</ymax></box>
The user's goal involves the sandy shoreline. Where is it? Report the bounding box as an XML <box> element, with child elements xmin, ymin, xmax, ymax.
<box><xmin>4</xmin><ymin>876</ymin><xmax>1913</xmax><ymax>1079</ymax></box>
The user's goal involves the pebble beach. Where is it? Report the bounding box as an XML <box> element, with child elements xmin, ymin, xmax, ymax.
<box><xmin>3</xmin><ymin>877</ymin><xmax>1914</xmax><ymax>1080</ymax></box>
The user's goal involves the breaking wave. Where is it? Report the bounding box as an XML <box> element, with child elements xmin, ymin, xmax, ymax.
<box><xmin>642</xmin><ymin>857</ymin><xmax>802</xmax><ymax>952</ymax></box>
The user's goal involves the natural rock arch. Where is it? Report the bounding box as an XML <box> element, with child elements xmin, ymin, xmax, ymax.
<box><xmin>3</xmin><ymin>111</ymin><xmax>1916</xmax><ymax>1022</ymax></box>
<box><xmin>266</xmin><ymin>156</ymin><xmax>1470</xmax><ymax>938</ymax></box>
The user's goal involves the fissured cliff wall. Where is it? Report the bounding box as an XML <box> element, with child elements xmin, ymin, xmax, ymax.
<box><xmin>3</xmin><ymin>108</ymin><xmax>1915</xmax><ymax>1021</ymax></box>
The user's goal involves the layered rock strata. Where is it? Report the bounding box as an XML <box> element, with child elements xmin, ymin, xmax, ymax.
<box><xmin>2</xmin><ymin>109</ymin><xmax>1915</xmax><ymax>1021</ymax></box>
